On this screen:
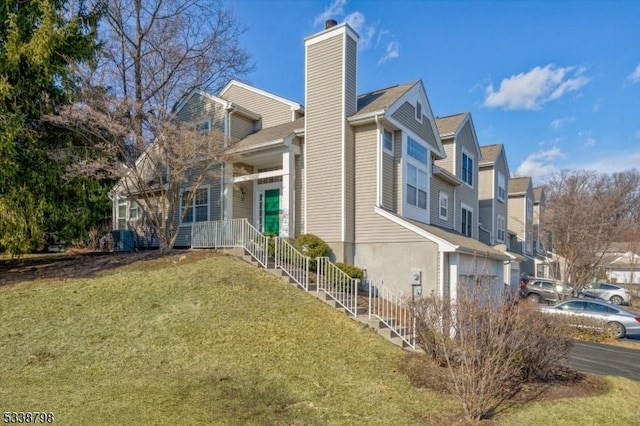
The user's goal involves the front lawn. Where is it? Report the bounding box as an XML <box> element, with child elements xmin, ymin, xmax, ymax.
<box><xmin>1</xmin><ymin>251</ymin><xmax>639</xmax><ymax>425</ymax></box>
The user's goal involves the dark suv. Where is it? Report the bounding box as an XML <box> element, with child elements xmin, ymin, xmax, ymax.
<box><xmin>521</xmin><ymin>279</ymin><xmax>572</xmax><ymax>304</ymax></box>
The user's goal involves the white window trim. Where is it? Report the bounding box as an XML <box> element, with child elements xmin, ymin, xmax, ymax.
<box><xmin>497</xmin><ymin>215</ymin><xmax>505</xmax><ymax>243</ymax></box>
<box><xmin>461</xmin><ymin>203</ymin><xmax>473</xmax><ymax>238</ymax></box>
<box><xmin>461</xmin><ymin>148</ymin><xmax>474</xmax><ymax>188</ymax></box>
<box><xmin>180</xmin><ymin>185</ymin><xmax>210</xmax><ymax>225</ymax></box>
<box><xmin>415</xmin><ymin>101</ymin><xmax>423</xmax><ymax>123</ymax></box>
<box><xmin>438</xmin><ymin>191</ymin><xmax>449</xmax><ymax>221</ymax></box>
<box><xmin>497</xmin><ymin>173</ymin><xmax>506</xmax><ymax>202</ymax></box>
<box><xmin>382</xmin><ymin>128</ymin><xmax>394</xmax><ymax>155</ymax></box>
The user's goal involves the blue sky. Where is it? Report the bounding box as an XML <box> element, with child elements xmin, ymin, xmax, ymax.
<box><xmin>230</xmin><ymin>0</ymin><xmax>640</xmax><ymax>184</ymax></box>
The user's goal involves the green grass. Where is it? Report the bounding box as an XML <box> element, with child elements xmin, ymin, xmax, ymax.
<box><xmin>1</xmin><ymin>252</ymin><xmax>639</xmax><ymax>425</ymax></box>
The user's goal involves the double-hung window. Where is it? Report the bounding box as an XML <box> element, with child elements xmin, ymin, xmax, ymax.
<box><xmin>462</xmin><ymin>150</ymin><xmax>474</xmax><ymax>187</ymax></box>
<box><xmin>117</xmin><ymin>199</ymin><xmax>128</xmax><ymax>230</ymax></box>
<box><xmin>439</xmin><ymin>192</ymin><xmax>449</xmax><ymax>220</ymax></box>
<box><xmin>382</xmin><ymin>128</ymin><xmax>394</xmax><ymax>154</ymax></box>
<box><xmin>181</xmin><ymin>187</ymin><xmax>209</xmax><ymax>223</ymax></box>
<box><xmin>196</xmin><ymin>120</ymin><xmax>211</xmax><ymax>136</ymax></box>
<box><xmin>497</xmin><ymin>215</ymin><xmax>505</xmax><ymax>242</ymax></box>
<box><xmin>497</xmin><ymin>173</ymin><xmax>506</xmax><ymax>201</ymax></box>
<box><xmin>406</xmin><ymin>136</ymin><xmax>429</xmax><ymax>211</ymax></box>
<box><xmin>461</xmin><ymin>205</ymin><xmax>473</xmax><ymax>237</ymax></box>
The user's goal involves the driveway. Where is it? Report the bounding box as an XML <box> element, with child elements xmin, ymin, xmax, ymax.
<box><xmin>568</xmin><ymin>339</ymin><xmax>640</xmax><ymax>381</ymax></box>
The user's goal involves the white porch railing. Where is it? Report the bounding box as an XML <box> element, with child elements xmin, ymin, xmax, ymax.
<box><xmin>368</xmin><ymin>280</ymin><xmax>416</xmax><ymax>349</ymax></box>
<box><xmin>191</xmin><ymin>218</ymin><xmax>269</xmax><ymax>268</ymax></box>
<box><xmin>274</xmin><ymin>237</ymin><xmax>311</xmax><ymax>291</ymax></box>
<box><xmin>316</xmin><ymin>257</ymin><xmax>360</xmax><ymax>317</ymax></box>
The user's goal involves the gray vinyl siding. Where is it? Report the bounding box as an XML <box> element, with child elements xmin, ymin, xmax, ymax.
<box><xmin>230</xmin><ymin>114</ymin><xmax>256</xmax><ymax>141</ymax></box>
<box><xmin>174</xmin><ymin>168</ymin><xmax>222</xmax><ymax>247</ymax></box>
<box><xmin>430</xmin><ymin>176</ymin><xmax>454</xmax><ymax>230</ymax></box>
<box><xmin>295</xmin><ymin>142</ymin><xmax>305</xmax><ymax>237</ymax></box>
<box><xmin>354</xmin><ymin>124</ymin><xmax>426</xmax><ymax>243</ymax></box>
<box><xmin>494</xmin><ymin>150</ymin><xmax>509</xmax><ymax>235</ymax></box>
<box><xmin>222</xmin><ymin>84</ymin><xmax>292</xmax><ymax>129</ymax></box>
<box><xmin>479</xmin><ymin>199</ymin><xmax>493</xmax><ymax>237</ymax></box>
<box><xmin>175</xmin><ymin>93</ymin><xmax>225</xmax><ymax>130</ymax></box>
<box><xmin>305</xmin><ymin>34</ymin><xmax>346</xmax><ymax>243</ymax></box>
<box><xmin>454</xmin><ymin>122</ymin><xmax>479</xmax><ymax>239</ymax></box>
<box><xmin>391</xmin><ymin>102</ymin><xmax>439</xmax><ymax>151</ymax></box>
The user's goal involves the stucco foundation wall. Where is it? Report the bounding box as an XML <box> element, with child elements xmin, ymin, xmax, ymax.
<box><xmin>354</xmin><ymin>241</ymin><xmax>439</xmax><ymax>298</ymax></box>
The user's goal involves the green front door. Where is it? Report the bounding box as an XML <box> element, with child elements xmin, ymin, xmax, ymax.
<box><xmin>264</xmin><ymin>189</ymin><xmax>280</xmax><ymax>235</ymax></box>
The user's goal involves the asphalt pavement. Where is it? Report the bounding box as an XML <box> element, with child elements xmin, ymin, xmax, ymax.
<box><xmin>568</xmin><ymin>338</ymin><xmax>640</xmax><ymax>381</ymax></box>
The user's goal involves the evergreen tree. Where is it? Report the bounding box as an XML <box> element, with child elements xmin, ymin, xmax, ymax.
<box><xmin>0</xmin><ymin>0</ymin><xmax>106</xmax><ymax>253</ymax></box>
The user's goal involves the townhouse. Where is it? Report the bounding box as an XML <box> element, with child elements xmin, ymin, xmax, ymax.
<box><xmin>113</xmin><ymin>20</ymin><xmax>516</xmax><ymax>300</ymax></box>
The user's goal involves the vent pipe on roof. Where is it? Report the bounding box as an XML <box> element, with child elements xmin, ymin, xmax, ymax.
<box><xmin>325</xmin><ymin>19</ymin><xmax>338</xmax><ymax>29</ymax></box>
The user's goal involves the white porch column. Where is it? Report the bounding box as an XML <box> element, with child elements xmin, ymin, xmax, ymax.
<box><xmin>281</xmin><ymin>151</ymin><xmax>295</xmax><ymax>238</ymax></box>
<box><xmin>223</xmin><ymin>162</ymin><xmax>234</xmax><ymax>220</ymax></box>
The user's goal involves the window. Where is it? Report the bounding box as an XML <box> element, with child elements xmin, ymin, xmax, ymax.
<box><xmin>181</xmin><ymin>187</ymin><xmax>209</xmax><ymax>223</ymax></box>
<box><xmin>527</xmin><ymin>198</ymin><xmax>533</xmax><ymax>219</ymax></box>
<box><xmin>129</xmin><ymin>201</ymin><xmax>139</xmax><ymax>221</ymax></box>
<box><xmin>117</xmin><ymin>199</ymin><xmax>127</xmax><ymax>230</ymax></box>
<box><xmin>497</xmin><ymin>173</ymin><xmax>506</xmax><ymax>201</ymax></box>
<box><xmin>497</xmin><ymin>215</ymin><xmax>505</xmax><ymax>242</ymax></box>
<box><xmin>415</xmin><ymin>101</ymin><xmax>422</xmax><ymax>121</ymax></box>
<box><xmin>439</xmin><ymin>192</ymin><xmax>449</xmax><ymax>220</ymax></box>
<box><xmin>407</xmin><ymin>164</ymin><xmax>428</xmax><ymax>210</ymax></box>
<box><xmin>461</xmin><ymin>205</ymin><xmax>473</xmax><ymax>237</ymax></box>
<box><xmin>382</xmin><ymin>128</ymin><xmax>394</xmax><ymax>154</ymax></box>
<box><xmin>407</xmin><ymin>137</ymin><xmax>428</xmax><ymax>164</ymax></box>
<box><xmin>461</xmin><ymin>151</ymin><xmax>474</xmax><ymax>186</ymax></box>
<box><xmin>196</xmin><ymin>120</ymin><xmax>211</xmax><ymax>136</ymax></box>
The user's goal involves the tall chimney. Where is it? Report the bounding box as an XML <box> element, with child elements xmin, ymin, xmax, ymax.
<box><xmin>304</xmin><ymin>22</ymin><xmax>359</xmax><ymax>262</ymax></box>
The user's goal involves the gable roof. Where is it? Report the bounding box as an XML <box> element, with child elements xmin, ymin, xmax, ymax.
<box><xmin>533</xmin><ymin>186</ymin><xmax>544</xmax><ymax>202</ymax></box>
<box><xmin>508</xmin><ymin>176</ymin><xmax>532</xmax><ymax>196</ymax></box>
<box><xmin>228</xmin><ymin>117</ymin><xmax>305</xmax><ymax>152</ymax></box>
<box><xmin>353</xmin><ymin>81</ymin><xmax>417</xmax><ymax>117</ymax></box>
<box><xmin>435</xmin><ymin>113</ymin><xmax>467</xmax><ymax>138</ymax></box>
<box><xmin>479</xmin><ymin>144</ymin><xmax>503</xmax><ymax>165</ymax></box>
<box><xmin>220</xmin><ymin>79</ymin><xmax>304</xmax><ymax>112</ymax></box>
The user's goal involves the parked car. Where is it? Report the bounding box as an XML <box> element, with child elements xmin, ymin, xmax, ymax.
<box><xmin>521</xmin><ymin>279</ymin><xmax>573</xmax><ymax>304</ymax></box>
<box><xmin>572</xmin><ymin>291</ymin><xmax>608</xmax><ymax>302</ymax></box>
<box><xmin>582</xmin><ymin>283</ymin><xmax>631</xmax><ymax>305</ymax></box>
<box><xmin>540</xmin><ymin>299</ymin><xmax>640</xmax><ymax>338</ymax></box>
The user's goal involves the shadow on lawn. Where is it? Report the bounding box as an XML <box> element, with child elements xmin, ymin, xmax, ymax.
<box><xmin>0</xmin><ymin>250</ymin><xmax>182</xmax><ymax>287</ymax></box>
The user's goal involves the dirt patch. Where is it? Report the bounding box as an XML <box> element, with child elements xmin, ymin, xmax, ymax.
<box><xmin>0</xmin><ymin>249</ymin><xmax>218</xmax><ymax>287</ymax></box>
<box><xmin>399</xmin><ymin>352</ymin><xmax>609</xmax><ymax>404</ymax></box>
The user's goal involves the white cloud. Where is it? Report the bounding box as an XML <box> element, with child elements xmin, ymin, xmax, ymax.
<box><xmin>313</xmin><ymin>0</ymin><xmax>346</xmax><ymax>27</ymax></box>
<box><xmin>549</xmin><ymin>116</ymin><xmax>574</xmax><ymax>130</ymax></box>
<box><xmin>345</xmin><ymin>12</ymin><xmax>376</xmax><ymax>49</ymax></box>
<box><xmin>567</xmin><ymin>150</ymin><xmax>640</xmax><ymax>175</ymax></box>
<box><xmin>378</xmin><ymin>40</ymin><xmax>399</xmax><ymax>64</ymax></box>
<box><xmin>313</xmin><ymin>0</ymin><xmax>399</xmax><ymax>63</ymax></box>
<box><xmin>584</xmin><ymin>138</ymin><xmax>596</xmax><ymax>147</ymax></box>
<box><xmin>629</xmin><ymin>64</ymin><xmax>640</xmax><ymax>83</ymax></box>
<box><xmin>592</xmin><ymin>97</ymin><xmax>603</xmax><ymax>112</ymax></box>
<box><xmin>483</xmin><ymin>65</ymin><xmax>589</xmax><ymax>110</ymax></box>
<box><xmin>514</xmin><ymin>147</ymin><xmax>565</xmax><ymax>182</ymax></box>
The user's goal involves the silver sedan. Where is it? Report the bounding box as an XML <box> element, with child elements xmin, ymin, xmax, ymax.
<box><xmin>541</xmin><ymin>299</ymin><xmax>640</xmax><ymax>338</ymax></box>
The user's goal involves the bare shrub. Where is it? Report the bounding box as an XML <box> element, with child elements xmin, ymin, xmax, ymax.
<box><xmin>411</xmin><ymin>280</ymin><xmax>573</xmax><ymax>421</ymax></box>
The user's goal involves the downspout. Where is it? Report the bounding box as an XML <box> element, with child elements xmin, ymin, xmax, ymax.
<box><xmin>374</xmin><ymin>114</ymin><xmax>383</xmax><ymax>208</ymax></box>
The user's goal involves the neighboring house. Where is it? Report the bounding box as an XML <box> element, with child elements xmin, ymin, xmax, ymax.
<box><xmin>600</xmin><ymin>243</ymin><xmax>640</xmax><ymax>284</ymax></box>
<box><xmin>434</xmin><ymin>113</ymin><xmax>481</xmax><ymax>240</ymax></box>
<box><xmin>532</xmin><ymin>186</ymin><xmax>560</xmax><ymax>280</ymax></box>
<box><xmin>507</xmin><ymin>176</ymin><xmax>535</xmax><ymax>275</ymax></box>
<box><xmin>112</xmin><ymin>20</ymin><xmax>508</xmax><ymax>300</ymax></box>
<box><xmin>475</xmin><ymin>143</ymin><xmax>523</xmax><ymax>287</ymax></box>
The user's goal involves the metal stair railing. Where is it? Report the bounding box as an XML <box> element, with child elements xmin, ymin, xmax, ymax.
<box><xmin>316</xmin><ymin>257</ymin><xmax>360</xmax><ymax>317</ymax></box>
<box><xmin>274</xmin><ymin>237</ymin><xmax>310</xmax><ymax>291</ymax></box>
<box><xmin>191</xmin><ymin>218</ymin><xmax>269</xmax><ymax>268</ymax></box>
<box><xmin>368</xmin><ymin>280</ymin><xmax>416</xmax><ymax>349</ymax></box>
